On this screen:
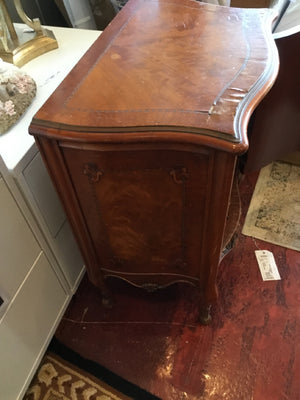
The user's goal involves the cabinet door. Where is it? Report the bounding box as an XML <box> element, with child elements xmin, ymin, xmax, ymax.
<box><xmin>22</xmin><ymin>152</ymin><xmax>65</xmax><ymax>238</ymax></box>
<box><xmin>62</xmin><ymin>146</ymin><xmax>214</xmax><ymax>281</ymax></box>
<box><xmin>21</xmin><ymin>152</ymin><xmax>85</xmax><ymax>290</ymax></box>
<box><xmin>0</xmin><ymin>177</ymin><xmax>40</xmax><ymax>302</ymax></box>
<box><xmin>0</xmin><ymin>252</ymin><xmax>68</xmax><ymax>400</ymax></box>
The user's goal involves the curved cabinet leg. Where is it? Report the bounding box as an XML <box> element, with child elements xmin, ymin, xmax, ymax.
<box><xmin>101</xmin><ymin>289</ymin><xmax>113</xmax><ymax>308</ymax></box>
<box><xmin>91</xmin><ymin>276</ymin><xmax>113</xmax><ymax>308</ymax></box>
<box><xmin>96</xmin><ymin>281</ymin><xmax>113</xmax><ymax>308</ymax></box>
<box><xmin>198</xmin><ymin>302</ymin><xmax>212</xmax><ymax>325</ymax></box>
<box><xmin>198</xmin><ymin>281</ymin><xmax>218</xmax><ymax>325</ymax></box>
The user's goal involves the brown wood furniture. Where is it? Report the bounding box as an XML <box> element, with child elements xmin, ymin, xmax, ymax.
<box><xmin>29</xmin><ymin>0</ymin><xmax>279</xmax><ymax>323</ymax></box>
<box><xmin>245</xmin><ymin>29</ymin><xmax>300</xmax><ymax>172</ymax></box>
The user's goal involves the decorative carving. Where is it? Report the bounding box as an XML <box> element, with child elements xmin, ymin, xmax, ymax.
<box><xmin>83</xmin><ymin>163</ymin><xmax>103</xmax><ymax>182</ymax></box>
<box><xmin>169</xmin><ymin>167</ymin><xmax>189</xmax><ymax>184</ymax></box>
<box><xmin>141</xmin><ymin>283</ymin><xmax>162</xmax><ymax>292</ymax></box>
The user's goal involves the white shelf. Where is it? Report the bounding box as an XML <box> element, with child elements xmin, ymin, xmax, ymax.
<box><xmin>0</xmin><ymin>24</ymin><xmax>101</xmax><ymax>171</ymax></box>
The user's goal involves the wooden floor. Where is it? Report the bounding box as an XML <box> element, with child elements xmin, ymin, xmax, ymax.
<box><xmin>55</xmin><ymin>170</ymin><xmax>300</xmax><ymax>400</ymax></box>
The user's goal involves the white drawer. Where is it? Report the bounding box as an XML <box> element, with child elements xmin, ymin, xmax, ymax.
<box><xmin>20</xmin><ymin>152</ymin><xmax>85</xmax><ymax>290</ymax></box>
<box><xmin>56</xmin><ymin>220</ymin><xmax>85</xmax><ymax>288</ymax></box>
<box><xmin>0</xmin><ymin>177</ymin><xmax>40</xmax><ymax>300</ymax></box>
<box><xmin>22</xmin><ymin>152</ymin><xmax>65</xmax><ymax>237</ymax></box>
<box><xmin>0</xmin><ymin>252</ymin><xmax>68</xmax><ymax>400</ymax></box>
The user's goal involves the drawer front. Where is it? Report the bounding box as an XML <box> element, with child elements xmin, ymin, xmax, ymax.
<box><xmin>62</xmin><ymin>146</ymin><xmax>214</xmax><ymax>280</ymax></box>
<box><xmin>55</xmin><ymin>220</ymin><xmax>85</xmax><ymax>287</ymax></box>
<box><xmin>22</xmin><ymin>152</ymin><xmax>66</xmax><ymax>238</ymax></box>
<box><xmin>0</xmin><ymin>177</ymin><xmax>40</xmax><ymax>300</ymax></box>
<box><xmin>0</xmin><ymin>252</ymin><xmax>68</xmax><ymax>400</ymax></box>
<box><xmin>21</xmin><ymin>152</ymin><xmax>85</xmax><ymax>290</ymax></box>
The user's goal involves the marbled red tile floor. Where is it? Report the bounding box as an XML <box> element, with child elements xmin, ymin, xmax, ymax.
<box><xmin>55</xmin><ymin>171</ymin><xmax>300</xmax><ymax>400</ymax></box>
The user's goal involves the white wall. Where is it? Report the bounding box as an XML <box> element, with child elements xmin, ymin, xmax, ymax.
<box><xmin>63</xmin><ymin>0</ymin><xmax>97</xmax><ymax>29</ymax></box>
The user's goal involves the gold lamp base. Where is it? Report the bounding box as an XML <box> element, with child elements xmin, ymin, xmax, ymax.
<box><xmin>0</xmin><ymin>0</ymin><xmax>58</xmax><ymax>67</ymax></box>
<box><xmin>1</xmin><ymin>27</ymin><xmax>58</xmax><ymax>67</ymax></box>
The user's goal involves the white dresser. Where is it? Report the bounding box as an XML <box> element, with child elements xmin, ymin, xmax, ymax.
<box><xmin>0</xmin><ymin>25</ymin><xmax>100</xmax><ymax>400</ymax></box>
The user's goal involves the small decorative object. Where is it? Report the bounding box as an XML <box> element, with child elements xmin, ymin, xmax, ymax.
<box><xmin>0</xmin><ymin>0</ymin><xmax>58</xmax><ymax>67</ymax></box>
<box><xmin>0</xmin><ymin>58</ymin><xmax>36</xmax><ymax>134</ymax></box>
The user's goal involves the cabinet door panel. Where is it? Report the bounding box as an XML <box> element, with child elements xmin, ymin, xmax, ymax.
<box><xmin>62</xmin><ymin>146</ymin><xmax>213</xmax><ymax>279</ymax></box>
<box><xmin>0</xmin><ymin>252</ymin><xmax>67</xmax><ymax>400</ymax></box>
<box><xmin>21</xmin><ymin>153</ymin><xmax>85</xmax><ymax>290</ymax></box>
<box><xmin>55</xmin><ymin>220</ymin><xmax>85</xmax><ymax>286</ymax></box>
<box><xmin>22</xmin><ymin>152</ymin><xmax>65</xmax><ymax>238</ymax></box>
<box><xmin>0</xmin><ymin>178</ymin><xmax>40</xmax><ymax>299</ymax></box>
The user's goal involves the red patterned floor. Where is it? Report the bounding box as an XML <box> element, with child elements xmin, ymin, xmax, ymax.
<box><xmin>55</xmin><ymin>171</ymin><xmax>300</xmax><ymax>400</ymax></box>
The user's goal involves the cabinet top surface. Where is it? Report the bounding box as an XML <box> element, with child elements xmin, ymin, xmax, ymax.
<box><xmin>31</xmin><ymin>0</ymin><xmax>279</xmax><ymax>153</ymax></box>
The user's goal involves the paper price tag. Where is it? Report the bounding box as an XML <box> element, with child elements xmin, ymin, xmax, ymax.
<box><xmin>255</xmin><ymin>250</ymin><xmax>281</xmax><ymax>281</ymax></box>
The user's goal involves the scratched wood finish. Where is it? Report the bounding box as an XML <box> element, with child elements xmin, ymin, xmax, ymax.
<box><xmin>29</xmin><ymin>0</ymin><xmax>278</xmax><ymax>321</ymax></box>
<box><xmin>31</xmin><ymin>0</ymin><xmax>278</xmax><ymax>151</ymax></box>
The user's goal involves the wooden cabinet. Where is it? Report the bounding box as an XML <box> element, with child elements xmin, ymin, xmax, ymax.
<box><xmin>30</xmin><ymin>0</ymin><xmax>279</xmax><ymax>322</ymax></box>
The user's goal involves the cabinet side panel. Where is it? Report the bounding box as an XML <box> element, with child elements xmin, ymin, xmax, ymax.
<box><xmin>35</xmin><ymin>137</ymin><xmax>106</xmax><ymax>290</ymax></box>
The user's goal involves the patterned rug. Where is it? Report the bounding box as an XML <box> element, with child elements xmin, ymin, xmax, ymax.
<box><xmin>242</xmin><ymin>161</ymin><xmax>300</xmax><ymax>251</ymax></box>
<box><xmin>23</xmin><ymin>339</ymin><xmax>160</xmax><ymax>400</ymax></box>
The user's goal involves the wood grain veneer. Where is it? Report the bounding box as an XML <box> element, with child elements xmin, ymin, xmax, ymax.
<box><xmin>29</xmin><ymin>0</ymin><xmax>279</xmax><ymax>323</ymax></box>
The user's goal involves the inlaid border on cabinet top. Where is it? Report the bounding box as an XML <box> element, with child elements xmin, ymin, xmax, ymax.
<box><xmin>30</xmin><ymin>0</ymin><xmax>279</xmax><ymax>154</ymax></box>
